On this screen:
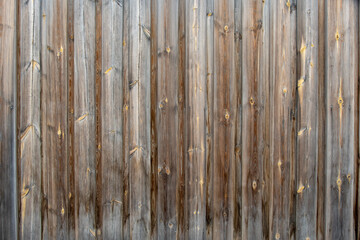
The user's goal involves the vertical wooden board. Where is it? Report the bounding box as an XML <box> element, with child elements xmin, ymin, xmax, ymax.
<box><xmin>72</xmin><ymin>0</ymin><xmax>96</xmax><ymax>238</ymax></box>
<box><xmin>241</xmin><ymin>0</ymin><xmax>270</xmax><ymax>239</ymax></box>
<box><xmin>41</xmin><ymin>0</ymin><xmax>68</xmax><ymax>238</ymax></box>
<box><xmin>17</xmin><ymin>0</ymin><xmax>42</xmax><ymax>238</ymax></box>
<box><xmin>0</xmin><ymin>0</ymin><xmax>17</xmax><ymax>239</ymax></box>
<box><xmin>212</xmin><ymin>0</ymin><xmax>236</xmax><ymax>239</ymax></box>
<box><xmin>150</xmin><ymin>0</ymin><xmax>158</xmax><ymax>238</ymax></box>
<box><xmin>100</xmin><ymin>0</ymin><xmax>124</xmax><ymax>239</ymax></box>
<box><xmin>94</xmin><ymin>0</ymin><xmax>103</xmax><ymax>238</ymax></box>
<box><xmin>296</xmin><ymin>0</ymin><xmax>319</xmax><ymax>239</ymax></box>
<box><xmin>324</xmin><ymin>1</ymin><xmax>358</xmax><ymax>239</ymax></box>
<box><xmin>121</xmin><ymin>0</ymin><xmax>130</xmax><ymax>238</ymax></box>
<box><xmin>269</xmin><ymin>0</ymin><xmax>296</xmax><ymax>239</ymax></box>
<box><xmin>205</xmin><ymin>0</ymin><xmax>214</xmax><ymax>239</ymax></box>
<box><xmin>177</xmin><ymin>0</ymin><xmax>186</xmax><ymax>237</ymax></box>
<box><xmin>233</xmin><ymin>0</ymin><xmax>242</xmax><ymax>239</ymax></box>
<box><xmin>184</xmin><ymin>0</ymin><xmax>207</xmax><ymax>238</ymax></box>
<box><xmin>317</xmin><ymin>0</ymin><xmax>326</xmax><ymax>239</ymax></box>
<box><xmin>128</xmin><ymin>0</ymin><xmax>151</xmax><ymax>239</ymax></box>
<box><xmin>153</xmin><ymin>0</ymin><xmax>180</xmax><ymax>239</ymax></box>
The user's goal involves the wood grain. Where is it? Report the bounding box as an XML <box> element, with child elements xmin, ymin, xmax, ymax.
<box><xmin>212</xmin><ymin>0</ymin><xmax>236</xmax><ymax>239</ymax></box>
<box><xmin>100</xmin><ymin>0</ymin><xmax>124</xmax><ymax>239</ymax></box>
<box><xmin>128</xmin><ymin>0</ymin><xmax>151</xmax><ymax>239</ymax></box>
<box><xmin>241</xmin><ymin>0</ymin><xmax>270</xmax><ymax>239</ymax></box>
<box><xmin>269</xmin><ymin>0</ymin><xmax>297</xmax><ymax>239</ymax></box>
<box><xmin>18</xmin><ymin>0</ymin><xmax>42</xmax><ymax>238</ymax></box>
<box><xmin>324</xmin><ymin>1</ymin><xmax>359</xmax><ymax>239</ymax></box>
<box><xmin>0</xmin><ymin>0</ymin><xmax>17</xmax><ymax>239</ymax></box>
<box><xmin>1</xmin><ymin>1</ymin><xmax>360</xmax><ymax>239</ymax></box>
<box><xmin>296</xmin><ymin>0</ymin><xmax>319</xmax><ymax>240</ymax></box>
<box><xmin>41</xmin><ymin>0</ymin><xmax>69</xmax><ymax>238</ymax></box>
<box><xmin>184</xmin><ymin>0</ymin><xmax>207</xmax><ymax>238</ymax></box>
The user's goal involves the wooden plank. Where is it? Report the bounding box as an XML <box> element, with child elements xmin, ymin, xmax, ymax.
<box><xmin>212</xmin><ymin>0</ymin><xmax>236</xmax><ymax>239</ymax></box>
<box><xmin>233</xmin><ymin>0</ymin><xmax>242</xmax><ymax>239</ymax></box>
<box><xmin>177</xmin><ymin>0</ymin><xmax>186</xmax><ymax>237</ymax></box>
<box><xmin>17</xmin><ymin>0</ymin><xmax>42</xmax><ymax>238</ymax></box>
<box><xmin>324</xmin><ymin>1</ymin><xmax>358</xmax><ymax>239</ymax></box>
<box><xmin>269</xmin><ymin>0</ymin><xmax>297</xmax><ymax>239</ymax></box>
<box><xmin>205</xmin><ymin>0</ymin><xmax>214</xmax><ymax>239</ymax></box>
<box><xmin>184</xmin><ymin>0</ymin><xmax>207</xmax><ymax>238</ymax></box>
<box><xmin>100</xmin><ymin>0</ymin><xmax>124</xmax><ymax>239</ymax></box>
<box><xmin>0</xmin><ymin>0</ymin><xmax>17</xmax><ymax>238</ymax></box>
<box><xmin>121</xmin><ymin>0</ymin><xmax>130</xmax><ymax>238</ymax></box>
<box><xmin>152</xmin><ymin>0</ymin><xmax>180</xmax><ymax>239</ymax></box>
<box><xmin>41</xmin><ymin>0</ymin><xmax>69</xmax><ymax>238</ymax></box>
<box><xmin>72</xmin><ymin>0</ymin><xmax>97</xmax><ymax>238</ymax></box>
<box><xmin>128</xmin><ymin>0</ymin><xmax>151</xmax><ymax>238</ymax></box>
<box><xmin>296</xmin><ymin>0</ymin><xmax>319</xmax><ymax>239</ymax></box>
<box><xmin>241</xmin><ymin>0</ymin><xmax>270</xmax><ymax>239</ymax></box>
<box><xmin>317</xmin><ymin>0</ymin><xmax>326</xmax><ymax>239</ymax></box>
<box><xmin>94</xmin><ymin>0</ymin><xmax>102</xmax><ymax>238</ymax></box>
<box><xmin>67</xmin><ymin>0</ymin><xmax>75</xmax><ymax>237</ymax></box>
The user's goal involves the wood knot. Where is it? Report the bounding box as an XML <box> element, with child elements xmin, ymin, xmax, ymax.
<box><xmin>338</xmin><ymin>96</ymin><xmax>344</xmax><ymax>107</ymax></box>
<box><xmin>275</xmin><ymin>233</ymin><xmax>280</xmax><ymax>239</ymax></box>
<box><xmin>225</xmin><ymin>111</ymin><xmax>230</xmax><ymax>120</ymax></box>
<box><xmin>252</xmin><ymin>181</ymin><xmax>257</xmax><ymax>190</ymax></box>
<box><xmin>249</xmin><ymin>97</ymin><xmax>255</xmax><ymax>106</ymax></box>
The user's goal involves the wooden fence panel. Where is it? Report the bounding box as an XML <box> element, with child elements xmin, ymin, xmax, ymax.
<box><xmin>1</xmin><ymin>0</ymin><xmax>360</xmax><ymax>239</ymax></box>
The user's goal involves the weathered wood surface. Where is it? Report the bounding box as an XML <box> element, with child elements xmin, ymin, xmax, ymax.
<box><xmin>1</xmin><ymin>0</ymin><xmax>360</xmax><ymax>239</ymax></box>
<box><xmin>0</xmin><ymin>0</ymin><xmax>16</xmax><ymax>239</ymax></box>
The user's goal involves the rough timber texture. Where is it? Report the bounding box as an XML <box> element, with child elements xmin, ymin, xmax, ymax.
<box><xmin>0</xmin><ymin>0</ymin><xmax>360</xmax><ymax>239</ymax></box>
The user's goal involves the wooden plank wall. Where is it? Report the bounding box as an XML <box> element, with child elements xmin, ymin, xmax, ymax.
<box><xmin>0</xmin><ymin>0</ymin><xmax>360</xmax><ymax>239</ymax></box>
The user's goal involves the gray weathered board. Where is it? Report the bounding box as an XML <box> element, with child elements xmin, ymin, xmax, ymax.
<box><xmin>0</xmin><ymin>0</ymin><xmax>359</xmax><ymax>239</ymax></box>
